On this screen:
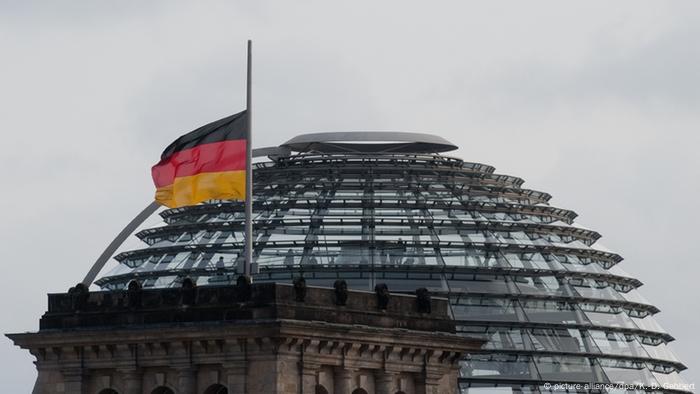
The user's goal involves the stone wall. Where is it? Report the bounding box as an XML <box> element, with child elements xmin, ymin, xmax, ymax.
<box><xmin>8</xmin><ymin>282</ymin><xmax>483</xmax><ymax>394</ymax></box>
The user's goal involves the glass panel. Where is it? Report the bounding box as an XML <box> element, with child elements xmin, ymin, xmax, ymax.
<box><xmin>589</xmin><ymin>330</ymin><xmax>648</xmax><ymax>357</ymax></box>
<box><xmin>476</xmin><ymin>327</ymin><xmax>529</xmax><ymax>351</ymax></box>
<box><xmin>583</xmin><ymin>308</ymin><xmax>637</xmax><ymax>330</ymax></box>
<box><xmin>333</xmin><ymin>246</ymin><xmax>372</xmax><ymax>265</ymax></box>
<box><xmin>451</xmin><ymin>296</ymin><xmax>521</xmax><ymax>322</ymax></box>
<box><xmin>459</xmin><ymin>381</ymin><xmax>538</xmax><ymax>394</ymax></box>
<box><xmin>401</xmin><ymin>246</ymin><xmax>440</xmax><ymax>266</ymax></box>
<box><xmin>437</xmin><ymin>231</ymin><xmax>466</xmax><ymax>242</ymax></box>
<box><xmin>534</xmin><ymin>355</ymin><xmax>600</xmax><ymax>382</ymax></box>
<box><xmin>105</xmin><ymin>261</ymin><xmax>139</xmax><ymax>277</ymax></box>
<box><xmin>149</xmin><ymin>275</ymin><xmax>178</xmax><ymax>288</ymax></box>
<box><xmin>514</xmin><ymin>276</ymin><xmax>569</xmax><ymax>296</ymax></box>
<box><xmin>459</xmin><ymin>385</ymin><xmax>517</xmax><ymax>394</ymax></box>
<box><xmin>600</xmin><ymin>359</ymin><xmax>659</xmax><ymax>387</ymax></box>
<box><xmin>562</xmin><ymin>261</ymin><xmax>608</xmax><ymax>274</ymax></box>
<box><xmin>570</xmin><ymin>279</ymin><xmax>624</xmax><ymax>301</ymax></box>
<box><xmin>301</xmin><ymin>245</ymin><xmax>372</xmax><ymax>266</ymax></box>
<box><xmin>441</xmin><ymin>249</ymin><xmax>509</xmax><ymax>268</ymax></box>
<box><xmin>265</xmin><ymin>229</ymin><xmax>307</xmax><ymax>242</ymax></box>
<box><xmin>255</xmin><ymin>247</ymin><xmax>304</xmax><ymax>267</ymax></box>
<box><xmin>210</xmin><ymin>231</ymin><xmax>237</xmax><ymax>245</ymax></box>
<box><xmin>529</xmin><ymin>328</ymin><xmax>588</xmax><ymax>353</ymax></box>
<box><xmin>606</xmin><ymin>264</ymin><xmax>636</xmax><ymax>280</ymax></box>
<box><xmin>460</xmin><ymin>354</ymin><xmax>536</xmax><ymax>380</ymax></box>
<box><xmin>448</xmin><ymin>274</ymin><xmax>512</xmax><ymax>294</ymax></box>
<box><xmin>373</xmin><ymin>243</ymin><xmax>440</xmax><ymax>266</ymax></box>
<box><xmin>521</xmin><ymin>300</ymin><xmax>581</xmax><ymax>324</ymax></box>
<box><xmin>631</xmin><ymin>315</ymin><xmax>667</xmax><ymax>334</ymax></box>
<box><xmin>620</xmin><ymin>289</ymin><xmax>651</xmax><ymax>305</ymax></box>
<box><xmin>642</xmin><ymin>343</ymin><xmax>681</xmax><ymax>363</ymax></box>
<box><xmin>505</xmin><ymin>253</ymin><xmax>563</xmax><ymax>270</ymax></box>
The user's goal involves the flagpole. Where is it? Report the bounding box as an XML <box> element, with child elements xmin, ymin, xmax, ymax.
<box><xmin>244</xmin><ymin>39</ymin><xmax>253</xmax><ymax>279</ymax></box>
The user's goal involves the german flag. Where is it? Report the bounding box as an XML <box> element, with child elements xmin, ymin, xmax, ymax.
<box><xmin>151</xmin><ymin>111</ymin><xmax>248</xmax><ymax>208</ymax></box>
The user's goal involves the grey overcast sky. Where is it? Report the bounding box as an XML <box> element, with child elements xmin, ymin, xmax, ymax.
<box><xmin>1</xmin><ymin>0</ymin><xmax>698</xmax><ymax>390</ymax></box>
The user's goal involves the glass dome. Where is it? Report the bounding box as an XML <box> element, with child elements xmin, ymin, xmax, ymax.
<box><xmin>95</xmin><ymin>132</ymin><xmax>689</xmax><ymax>393</ymax></box>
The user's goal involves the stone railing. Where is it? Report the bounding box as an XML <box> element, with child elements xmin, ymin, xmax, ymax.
<box><xmin>41</xmin><ymin>279</ymin><xmax>453</xmax><ymax>333</ymax></box>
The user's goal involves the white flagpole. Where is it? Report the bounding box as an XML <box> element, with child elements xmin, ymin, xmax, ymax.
<box><xmin>244</xmin><ymin>40</ymin><xmax>253</xmax><ymax>279</ymax></box>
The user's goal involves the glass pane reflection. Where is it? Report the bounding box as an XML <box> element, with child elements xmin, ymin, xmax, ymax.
<box><xmin>534</xmin><ymin>355</ymin><xmax>600</xmax><ymax>383</ymax></box>
<box><xmin>461</xmin><ymin>355</ymin><xmax>535</xmax><ymax>380</ymax></box>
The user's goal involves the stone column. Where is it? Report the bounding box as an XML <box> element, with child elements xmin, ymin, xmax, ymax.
<box><xmin>334</xmin><ymin>369</ymin><xmax>354</xmax><ymax>394</ymax></box>
<box><xmin>223</xmin><ymin>362</ymin><xmax>247</xmax><ymax>394</ymax></box>
<box><xmin>301</xmin><ymin>363</ymin><xmax>320</xmax><ymax>394</ymax></box>
<box><xmin>415</xmin><ymin>375</ymin><xmax>441</xmax><ymax>394</ymax></box>
<box><xmin>416</xmin><ymin>382</ymin><xmax>439</xmax><ymax>394</ymax></box>
<box><xmin>375</xmin><ymin>372</ymin><xmax>396</xmax><ymax>394</ymax></box>
<box><xmin>176</xmin><ymin>367</ymin><xmax>197</xmax><ymax>393</ymax></box>
<box><xmin>32</xmin><ymin>366</ymin><xmax>51</xmax><ymax>394</ymax></box>
<box><xmin>61</xmin><ymin>369</ymin><xmax>86</xmax><ymax>394</ymax></box>
<box><xmin>119</xmin><ymin>369</ymin><xmax>143</xmax><ymax>394</ymax></box>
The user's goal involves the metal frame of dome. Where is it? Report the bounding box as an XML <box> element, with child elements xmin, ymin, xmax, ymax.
<box><xmin>281</xmin><ymin>131</ymin><xmax>458</xmax><ymax>154</ymax></box>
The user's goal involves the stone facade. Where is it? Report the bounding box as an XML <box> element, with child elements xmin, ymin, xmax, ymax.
<box><xmin>8</xmin><ymin>282</ymin><xmax>483</xmax><ymax>394</ymax></box>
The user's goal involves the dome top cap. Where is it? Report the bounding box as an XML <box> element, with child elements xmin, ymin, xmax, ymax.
<box><xmin>281</xmin><ymin>132</ymin><xmax>457</xmax><ymax>154</ymax></box>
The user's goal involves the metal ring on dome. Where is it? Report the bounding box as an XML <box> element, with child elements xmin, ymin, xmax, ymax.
<box><xmin>281</xmin><ymin>132</ymin><xmax>458</xmax><ymax>154</ymax></box>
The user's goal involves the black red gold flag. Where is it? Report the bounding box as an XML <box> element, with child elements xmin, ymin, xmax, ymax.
<box><xmin>151</xmin><ymin>111</ymin><xmax>248</xmax><ymax>208</ymax></box>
